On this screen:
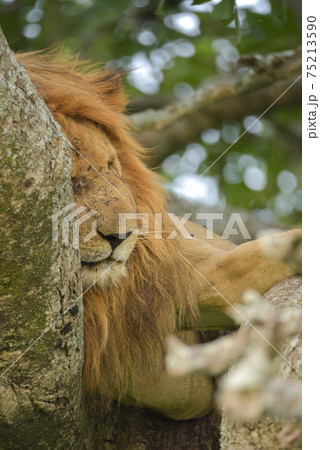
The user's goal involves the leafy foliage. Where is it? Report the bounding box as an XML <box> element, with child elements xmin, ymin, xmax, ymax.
<box><xmin>1</xmin><ymin>0</ymin><xmax>301</xmax><ymax>226</ymax></box>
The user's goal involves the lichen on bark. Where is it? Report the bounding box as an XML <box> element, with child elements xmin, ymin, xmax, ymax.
<box><xmin>0</xmin><ymin>28</ymin><xmax>84</xmax><ymax>449</ymax></box>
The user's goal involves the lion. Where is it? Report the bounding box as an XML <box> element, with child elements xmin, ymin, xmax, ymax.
<box><xmin>17</xmin><ymin>52</ymin><xmax>301</xmax><ymax>421</ymax></box>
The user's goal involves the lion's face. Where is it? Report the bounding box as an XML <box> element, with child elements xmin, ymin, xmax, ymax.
<box><xmin>60</xmin><ymin>117</ymin><xmax>138</xmax><ymax>289</ymax></box>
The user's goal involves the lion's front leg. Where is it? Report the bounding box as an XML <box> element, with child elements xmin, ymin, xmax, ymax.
<box><xmin>124</xmin><ymin>331</ymin><xmax>214</xmax><ymax>420</ymax></box>
<box><xmin>182</xmin><ymin>229</ymin><xmax>301</xmax><ymax>330</ymax></box>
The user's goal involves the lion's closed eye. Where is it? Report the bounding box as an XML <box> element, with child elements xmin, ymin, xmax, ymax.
<box><xmin>108</xmin><ymin>156</ymin><xmax>121</xmax><ymax>175</ymax></box>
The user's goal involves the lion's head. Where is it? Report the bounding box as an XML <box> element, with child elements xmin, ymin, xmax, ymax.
<box><xmin>17</xmin><ymin>52</ymin><xmax>168</xmax><ymax>291</ymax></box>
<box><xmin>18</xmin><ymin>52</ymin><xmax>198</xmax><ymax>402</ymax></box>
<box><xmin>58</xmin><ymin>116</ymin><xmax>139</xmax><ymax>288</ymax></box>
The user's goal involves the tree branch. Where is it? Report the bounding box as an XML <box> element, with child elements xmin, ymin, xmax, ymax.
<box><xmin>166</xmin><ymin>275</ymin><xmax>302</xmax><ymax>447</ymax></box>
<box><xmin>166</xmin><ymin>279</ymin><xmax>301</xmax><ymax>421</ymax></box>
<box><xmin>220</xmin><ymin>276</ymin><xmax>302</xmax><ymax>449</ymax></box>
<box><xmin>134</xmin><ymin>78</ymin><xmax>301</xmax><ymax>167</ymax></box>
<box><xmin>131</xmin><ymin>48</ymin><xmax>301</xmax><ymax>133</ymax></box>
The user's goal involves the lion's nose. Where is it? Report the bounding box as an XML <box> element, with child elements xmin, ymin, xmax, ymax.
<box><xmin>98</xmin><ymin>231</ymin><xmax>132</xmax><ymax>251</ymax></box>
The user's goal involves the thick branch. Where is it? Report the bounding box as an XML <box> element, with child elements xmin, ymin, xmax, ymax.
<box><xmin>131</xmin><ymin>48</ymin><xmax>301</xmax><ymax>133</ymax></box>
<box><xmin>166</xmin><ymin>276</ymin><xmax>302</xmax><ymax>447</ymax></box>
<box><xmin>220</xmin><ymin>276</ymin><xmax>302</xmax><ymax>449</ymax></box>
<box><xmin>134</xmin><ymin>77</ymin><xmax>301</xmax><ymax>167</ymax></box>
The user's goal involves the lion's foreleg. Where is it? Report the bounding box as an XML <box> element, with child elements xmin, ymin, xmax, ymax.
<box><xmin>194</xmin><ymin>229</ymin><xmax>301</xmax><ymax>330</ymax></box>
<box><xmin>125</xmin><ymin>331</ymin><xmax>214</xmax><ymax>420</ymax></box>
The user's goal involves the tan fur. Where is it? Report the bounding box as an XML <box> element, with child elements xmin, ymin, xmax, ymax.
<box><xmin>18</xmin><ymin>52</ymin><xmax>301</xmax><ymax>419</ymax></box>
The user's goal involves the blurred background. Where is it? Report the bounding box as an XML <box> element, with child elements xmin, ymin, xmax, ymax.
<box><xmin>1</xmin><ymin>0</ymin><xmax>302</xmax><ymax>230</ymax></box>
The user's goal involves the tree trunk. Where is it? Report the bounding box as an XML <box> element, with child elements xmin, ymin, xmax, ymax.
<box><xmin>0</xmin><ymin>29</ymin><xmax>84</xmax><ymax>449</ymax></box>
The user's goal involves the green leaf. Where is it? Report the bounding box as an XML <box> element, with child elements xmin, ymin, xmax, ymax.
<box><xmin>192</xmin><ymin>0</ymin><xmax>211</xmax><ymax>4</ymax></box>
<box><xmin>214</xmin><ymin>0</ymin><xmax>235</xmax><ymax>21</ymax></box>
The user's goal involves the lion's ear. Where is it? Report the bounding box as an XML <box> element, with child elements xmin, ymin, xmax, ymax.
<box><xmin>92</xmin><ymin>69</ymin><xmax>128</xmax><ymax>112</ymax></box>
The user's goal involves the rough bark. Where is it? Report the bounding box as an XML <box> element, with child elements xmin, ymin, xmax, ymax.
<box><xmin>84</xmin><ymin>403</ymin><xmax>221</xmax><ymax>449</ymax></box>
<box><xmin>0</xmin><ymin>29</ymin><xmax>84</xmax><ymax>449</ymax></box>
<box><xmin>220</xmin><ymin>276</ymin><xmax>302</xmax><ymax>449</ymax></box>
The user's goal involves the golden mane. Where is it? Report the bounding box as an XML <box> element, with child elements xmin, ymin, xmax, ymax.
<box><xmin>18</xmin><ymin>52</ymin><xmax>201</xmax><ymax>402</ymax></box>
